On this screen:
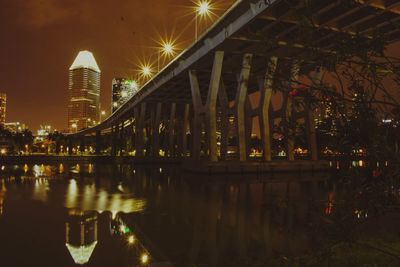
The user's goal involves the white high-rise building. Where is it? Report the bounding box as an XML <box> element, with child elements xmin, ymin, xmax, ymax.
<box><xmin>68</xmin><ymin>51</ymin><xmax>101</xmax><ymax>132</ymax></box>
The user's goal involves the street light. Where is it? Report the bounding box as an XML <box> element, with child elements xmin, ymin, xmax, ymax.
<box><xmin>140</xmin><ymin>64</ymin><xmax>153</xmax><ymax>78</ymax></box>
<box><xmin>71</xmin><ymin>123</ymin><xmax>77</xmax><ymax>133</ymax></box>
<box><xmin>194</xmin><ymin>1</ymin><xmax>211</xmax><ymax>41</ymax></box>
<box><xmin>157</xmin><ymin>40</ymin><xmax>176</xmax><ymax>71</ymax></box>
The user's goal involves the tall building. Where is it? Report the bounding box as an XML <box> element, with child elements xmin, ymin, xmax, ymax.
<box><xmin>68</xmin><ymin>51</ymin><xmax>101</xmax><ymax>132</ymax></box>
<box><xmin>0</xmin><ymin>93</ymin><xmax>6</xmax><ymax>125</ymax></box>
<box><xmin>111</xmin><ymin>78</ymin><xmax>139</xmax><ymax>113</ymax></box>
<box><xmin>4</xmin><ymin>122</ymin><xmax>28</xmax><ymax>133</ymax></box>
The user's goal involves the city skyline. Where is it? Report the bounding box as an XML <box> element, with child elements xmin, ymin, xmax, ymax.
<box><xmin>0</xmin><ymin>0</ymin><xmax>234</xmax><ymax>131</ymax></box>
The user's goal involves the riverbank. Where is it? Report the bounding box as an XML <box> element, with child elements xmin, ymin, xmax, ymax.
<box><xmin>0</xmin><ymin>155</ymin><xmax>331</xmax><ymax>174</ymax></box>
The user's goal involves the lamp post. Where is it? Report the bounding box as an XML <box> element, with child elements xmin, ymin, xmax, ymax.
<box><xmin>195</xmin><ymin>1</ymin><xmax>211</xmax><ymax>41</ymax></box>
<box><xmin>140</xmin><ymin>65</ymin><xmax>153</xmax><ymax>79</ymax></box>
<box><xmin>71</xmin><ymin>123</ymin><xmax>77</xmax><ymax>134</ymax></box>
<box><xmin>101</xmin><ymin>110</ymin><xmax>106</xmax><ymax>122</ymax></box>
<box><xmin>158</xmin><ymin>41</ymin><xmax>176</xmax><ymax>72</ymax></box>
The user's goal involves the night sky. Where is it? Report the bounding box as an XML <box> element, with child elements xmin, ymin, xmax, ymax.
<box><xmin>0</xmin><ymin>0</ymin><xmax>234</xmax><ymax>131</ymax></box>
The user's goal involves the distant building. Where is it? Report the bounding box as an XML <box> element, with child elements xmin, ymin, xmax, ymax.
<box><xmin>4</xmin><ymin>122</ymin><xmax>28</xmax><ymax>133</ymax></box>
<box><xmin>111</xmin><ymin>78</ymin><xmax>139</xmax><ymax>113</ymax></box>
<box><xmin>35</xmin><ymin>125</ymin><xmax>53</xmax><ymax>142</ymax></box>
<box><xmin>68</xmin><ymin>51</ymin><xmax>101</xmax><ymax>132</ymax></box>
<box><xmin>0</xmin><ymin>93</ymin><xmax>6</xmax><ymax>125</ymax></box>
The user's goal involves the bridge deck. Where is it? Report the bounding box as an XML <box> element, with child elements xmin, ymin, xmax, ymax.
<box><xmin>76</xmin><ymin>0</ymin><xmax>400</xmax><ymax>136</ymax></box>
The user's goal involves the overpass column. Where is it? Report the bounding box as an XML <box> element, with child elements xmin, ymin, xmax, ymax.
<box><xmin>189</xmin><ymin>70</ymin><xmax>204</xmax><ymax>160</ymax></box>
<box><xmin>235</xmin><ymin>53</ymin><xmax>253</xmax><ymax>161</ymax></box>
<box><xmin>205</xmin><ymin>51</ymin><xmax>224</xmax><ymax>162</ymax></box>
<box><xmin>151</xmin><ymin>103</ymin><xmax>162</xmax><ymax>157</ymax></box>
<box><xmin>218</xmin><ymin>81</ymin><xmax>229</xmax><ymax>160</ymax></box>
<box><xmin>259</xmin><ymin>57</ymin><xmax>278</xmax><ymax>161</ymax></box>
<box><xmin>167</xmin><ymin>103</ymin><xmax>176</xmax><ymax>157</ymax></box>
<box><xmin>119</xmin><ymin>123</ymin><xmax>125</xmax><ymax>155</ymax></box>
<box><xmin>95</xmin><ymin>130</ymin><xmax>101</xmax><ymax>155</ymax></box>
<box><xmin>111</xmin><ymin>125</ymin><xmax>118</xmax><ymax>156</ymax></box>
<box><xmin>79</xmin><ymin>137</ymin><xmax>85</xmax><ymax>154</ymax></box>
<box><xmin>135</xmin><ymin>102</ymin><xmax>146</xmax><ymax>157</ymax></box>
<box><xmin>189</xmin><ymin>51</ymin><xmax>225</xmax><ymax>161</ymax></box>
<box><xmin>67</xmin><ymin>137</ymin><xmax>73</xmax><ymax>155</ymax></box>
<box><xmin>181</xmin><ymin>103</ymin><xmax>190</xmax><ymax>157</ymax></box>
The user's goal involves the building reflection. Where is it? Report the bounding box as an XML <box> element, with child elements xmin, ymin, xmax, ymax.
<box><xmin>65</xmin><ymin>210</ymin><xmax>98</xmax><ymax>265</ymax></box>
<box><xmin>0</xmin><ymin>179</ymin><xmax>5</xmax><ymax>216</ymax></box>
<box><xmin>65</xmin><ymin>178</ymin><xmax>146</xmax><ymax>215</ymax></box>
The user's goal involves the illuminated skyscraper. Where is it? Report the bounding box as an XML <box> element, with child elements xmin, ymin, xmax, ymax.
<box><xmin>111</xmin><ymin>78</ymin><xmax>139</xmax><ymax>113</ymax></box>
<box><xmin>68</xmin><ymin>51</ymin><xmax>101</xmax><ymax>132</ymax></box>
<box><xmin>0</xmin><ymin>93</ymin><xmax>6</xmax><ymax>125</ymax></box>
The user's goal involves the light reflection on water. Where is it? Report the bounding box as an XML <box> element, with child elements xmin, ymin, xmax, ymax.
<box><xmin>64</xmin><ymin>179</ymin><xmax>146</xmax><ymax>215</ymax></box>
<box><xmin>0</xmin><ymin>162</ymin><xmax>336</xmax><ymax>267</ymax></box>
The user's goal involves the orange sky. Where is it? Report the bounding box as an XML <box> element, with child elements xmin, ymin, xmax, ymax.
<box><xmin>0</xmin><ymin>0</ymin><xmax>234</xmax><ymax>131</ymax></box>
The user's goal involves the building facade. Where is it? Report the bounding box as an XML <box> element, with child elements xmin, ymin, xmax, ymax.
<box><xmin>0</xmin><ymin>93</ymin><xmax>6</xmax><ymax>125</ymax></box>
<box><xmin>111</xmin><ymin>78</ymin><xmax>139</xmax><ymax>113</ymax></box>
<box><xmin>68</xmin><ymin>51</ymin><xmax>101</xmax><ymax>132</ymax></box>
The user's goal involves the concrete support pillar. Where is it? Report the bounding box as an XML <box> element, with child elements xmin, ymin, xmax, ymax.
<box><xmin>181</xmin><ymin>104</ymin><xmax>190</xmax><ymax>157</ymax></box>
<box><xmin>111</xmin><ymin>126</ymin><xmax>118</xmax><ymax>156</ymax></box>
<box><xmin>218</xmin><ymin>82</ymin><xmax>229</xmax><ymax>160</ymax></box>
<box><xmin>119</xmin><ymin>123</ymin><xmax>124</xmax><ymax>155</ymax></box>
<box><xmin>149</xmin><ymin>105</ymin><xmax>155</xmax><ymax>155</ymax></box>
<box><xmin>259</xmin><ymin>57</ymin><xmax>278</xmax><ymax>161</ymax></box>
<box><xmin>167</xmin><ymin>103</ymin><xmax>176</xmax><ymax>157</ymax></box>
<box><xmin>151</xmin><ymin>103</ymin><xmax>162</xmax><ymax>157</ymax></box>
<box><xmin>245</xmin><ymin>97</ymin><xmax>253</xmax><ymax>157</ymax></box>
<box><xmin>189</xmin><ymin>70</ymin><xmax>204</xmax><ymax>160</ymax></box>
<box><xmin>95</xmin><ymin>130</ymin><xmax>101</xmax><ymax>155</ymax></box>
<box><xmin>205</xmin><ymin>51</ymin><xmax>224</xmax><ymax>162</ymax></box>
<box><xmin>79</xmin><ymin>138</ymin><xmax>85</xmax><ymax>154</ymax></box>
<box><xmin>136</xmin><ymin>102</ymin><xmax>146</xmax><ymax>156</ymax></box>
<box><xmin>235</xmin><ymin>53</ymin><xmax>253</xmax><ymax>161</ymax></box>
<box><xmin>125</xmin><ymin>119</ymin><xmax>134</xmax><ymax>154</ymax></box>
<box><xmin>67</xmin><ymin>138</ymin><xmax>73</xmax><ymax>155</ymax></box>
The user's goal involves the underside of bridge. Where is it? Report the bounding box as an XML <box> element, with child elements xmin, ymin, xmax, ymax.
<box><xmin>67</xmin><ymin>0</ymin><xmax>400</xmax><ymax>163</ymax></box>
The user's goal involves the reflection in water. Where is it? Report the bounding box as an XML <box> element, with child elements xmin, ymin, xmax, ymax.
<box><xmin>0</xmin><ymin>180</ymin><xmax>5</xmax><ymax>216</ymax></box>
<box><xmin>74</xmin><ymin>164</ymin><xmax>80</xmax><ymax>174</ymax></box>
<box><xmin>33</xmin><ymin>178</ymin><xmax>49</xmax><ymax>202</ymax></box>
<box><xmin>66</xmin><ymin>179</ymin><xmax>78</xmax><ymax>208</ymax></box>
<box><xmin>59</xmin><ymin>163</ymin><xmax>64</xmax><ymax>174</ymax></box>
<box><xmin>65</xmin><ymin>179</ymin><xmax>146</xmax><ymax>216</ymax></box>
<box><xmin>110</xmin><ymin>213</ymin><xmax>153</xmax><ymax>266</ymax></box>
<box><xmin>32</xmin><ymin>164</ymin><xmax>52</xmax><ymax>177</ymax></box>
<box><xmin>23</xmin><ymin>164</ymin><xmax>29</xmax><ymax>173</ymax></box>
<box><xmin>65</xmin><ymin>210</ymin><xmax>98</xmax><ymax>265</ymax></box>
<box><xmin>0</xmin><ymin>163</ymin><xmax>346</xmax><ymax>266</ymax></box>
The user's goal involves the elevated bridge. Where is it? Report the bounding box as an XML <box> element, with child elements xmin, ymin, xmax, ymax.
<box><xmin>68</xmin><ymin>0</ymin><xmax>400</xmax><ymax>163</ymax></box>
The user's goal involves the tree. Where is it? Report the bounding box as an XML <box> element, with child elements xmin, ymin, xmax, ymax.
<box><xmin>249</xmin><ymin>0</ymin><xmax>400</xmax><ymax>265</ymax></box>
